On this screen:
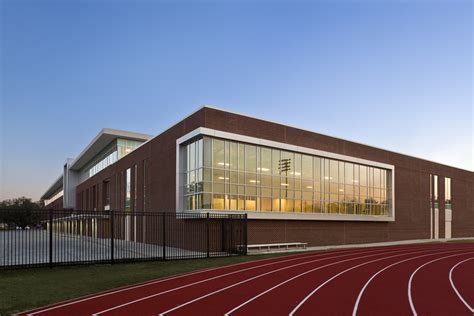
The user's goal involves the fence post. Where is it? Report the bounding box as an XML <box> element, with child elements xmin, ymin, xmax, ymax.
<box><xmin>230</xmin><ymin>216</ymin><xmax>234</xmax><ymax>254</ymax></box>
<box><xmin>243</xmin><ymin>214</ymin><xmax>248</xmax><ymax>255</ymax></box>
<box><xmin>110</xmin><ymin>210</ymin><xmax>114</xmax><ymax>265</ymax></box>
<box><xmin>49</xmin><ymin>209</ymin><xmax>53</xmax><ymax>268</ymax></box>
<box><xmin>206</xmin><ymin>212</ymin><xmax>210</xmax><ymax>258</ymax></box>
<box><xmin>162</xmin><ymin>213</ymin><xmax>166</xmax><ymax>260</ymax></box>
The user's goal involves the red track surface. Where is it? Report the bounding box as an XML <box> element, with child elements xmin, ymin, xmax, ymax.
<box><xmin>20</xmin><ymin>243</ymin><xmax>474</xmax><ymax>316</ymax></box>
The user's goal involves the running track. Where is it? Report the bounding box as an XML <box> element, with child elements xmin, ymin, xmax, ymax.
<box><xmin>20</xmin><ymin>243</ymin><xmax>474</xmax><ymax>316</ymax></box>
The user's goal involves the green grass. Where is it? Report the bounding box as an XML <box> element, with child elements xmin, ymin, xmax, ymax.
<box><xmin>0</xmin><ymin>253</ymin><xmax>297</xmax><ymax>315</ymax></box>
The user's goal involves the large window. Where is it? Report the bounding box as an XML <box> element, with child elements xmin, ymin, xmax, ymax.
<box><xmin>88</xmin><ymin>139</ymin><xmax>144</xmax><ymax>178</ymax></box>
<box><xmin>445</xmin><ymin>177</ymin><xmax>452</xmax><ymax>209</ymax></box>
<box><xmin>182</xmin><ymin>136</ymin><xmax>392</xmax><ymax>216</ymax></box>
<box><xmin>431</xmin><ymin>174</ymin><xmax>439</xmax><ymax>208</ymax></box>
<box><xmin>125</xmin><ymin>168</ymin><xmax>131</xmax><ymax>211</ymax></box>
<box><xmin>89</xmin><ymin>149</ymin><xmax>118</xmax><ymax>178</ymax></box>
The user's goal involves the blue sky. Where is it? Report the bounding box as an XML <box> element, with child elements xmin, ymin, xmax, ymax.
<box><xmin>1</xmin><ymin>0</ymin><xmax>472</xmax><ymax>201</ymax></box>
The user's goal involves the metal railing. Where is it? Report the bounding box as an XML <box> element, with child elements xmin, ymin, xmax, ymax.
<box><xmin>0</xmin><ymin>209</ymin><xmax>247</xmax><ymax>269</ymax></box>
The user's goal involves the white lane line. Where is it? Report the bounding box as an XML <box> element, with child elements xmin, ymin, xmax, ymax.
<box><xmin>408</xmin><ymin>252</ymin><xmax>474</xmax><ymax>316</ymax></box>
<box><xmin>224</xmin><ymin>247</ymin><xmax>459</xmax><ymax>316</ymax></box>
<box><xmin>449</xmin><ymin>257</ymin><xmax>474</xmax><ymax>313</ymax></box>
<box><xmin>26</xmin><ymin>248</ymin><xmax>349</xmax><ymax>316</ymax></box>
<box><xmin>352</xmin><ymin>249</ymin><xmax>472</xmax><ymax>316</ymax></box>
<box><xmin>158</xmin><ymin>247</ymin><xmax>434</xmax><ymax>316</ymax></box>
<box><xmin>289</xmin><ymin>248</ymin><xmax>474</xmax><ymax>316</ymax></box>
<box><xmin>92</xmin><ymin>248</ymin><xmax>389</xmax><ymax>316</ymax></box>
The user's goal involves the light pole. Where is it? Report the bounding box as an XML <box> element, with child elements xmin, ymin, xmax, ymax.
<box><xmin>279</xmin><ymin>158</ymin><xmax>291</xmax><ymax>199</ymax></box>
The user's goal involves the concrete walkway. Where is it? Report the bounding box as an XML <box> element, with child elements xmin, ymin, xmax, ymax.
<box><xmin>248</xmin><ymin>237</ymin><xmax>474</xmax><ymax>254</ymax></box>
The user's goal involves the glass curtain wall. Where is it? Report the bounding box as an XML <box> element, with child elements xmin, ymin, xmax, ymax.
<box><xmin>445</xmin><ymin>177</ymin><xmax>452</xmax><ymax>210</ymax></box>
<box><xmin>117</xmin><ymin>139</ymin><xmax>144</xmax><ymax>158</ymax></box>
<box><xmin>125</xmin><ymin>168</ymin><xmax>131</xmax><ymax>211</ymax></box>
<box><xmin>183</xmin><ymin>136</ymin><xmax>392</xmax><ymax>216</ymax></box>
<box><xmin>431</xmin><ymin>174</ymin><xmax>439</xmax><ymax>208</ymax></box>
<box><xmin>88</xmin><ymin>147</ymin><xmax>118</xmax><ymax>178</ymax></box>
<box><xmin>88</xmin><ymin>139</ymin><xmax>144</xmax><ymax>178</ymax></box>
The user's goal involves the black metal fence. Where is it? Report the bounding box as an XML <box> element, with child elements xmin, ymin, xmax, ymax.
<box><xmin>0</xmin><ymin>209</ymin><xmax>247</xmax><ymax>269</ymax></box>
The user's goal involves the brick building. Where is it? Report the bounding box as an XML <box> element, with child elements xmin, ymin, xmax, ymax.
<box><xmin>41</xmin><ymin>106</ymin><xmax>474</xmax><ymax>246</ymax></box>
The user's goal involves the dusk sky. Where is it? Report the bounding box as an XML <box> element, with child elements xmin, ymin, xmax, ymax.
<box><xmin>1</xmin><ymin>0</ymin><xmax>472</xmax><ymax>201</ymax></box>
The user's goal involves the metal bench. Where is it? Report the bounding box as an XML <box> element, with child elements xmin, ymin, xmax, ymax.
<box><xmin>247</xmin><ymin>242</ymin><xmax>308</xmax><ymax>252</ymax></box>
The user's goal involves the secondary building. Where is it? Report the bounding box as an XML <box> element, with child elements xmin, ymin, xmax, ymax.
<box><xmin>41</xmin><ymin>128</ymin><xmax>151</xmax><ymax>209</ymax></box>
<box><xmin>41</xmin><ymin>106</ymin><xmax>474</xmax><ymax>246</ymax></box>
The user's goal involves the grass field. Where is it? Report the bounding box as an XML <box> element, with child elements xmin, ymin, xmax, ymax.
<box><xmin>0</xmin><ymin>253</ymin><xmax>295</xmax><ymax>315</ymax></box>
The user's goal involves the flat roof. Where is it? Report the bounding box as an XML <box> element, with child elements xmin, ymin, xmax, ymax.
<box><xmin>68</xmin><ymin>128</ymin><xmax>152</xmax><ymax>171</ymax></box>
<box><xmin>41</xmin><ymin>174</ymin><xmax>63</xmax><ymax>200</ymax></box>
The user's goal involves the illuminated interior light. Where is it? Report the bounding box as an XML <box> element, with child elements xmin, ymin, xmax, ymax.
<box><xmin>249</xmin><ymin>180</ymin><xmax>260</xmax><ymax>183</ymax></box>
<box><xmin>218</xmin><ymin>176</ymin><xmax>229</xmax><ymax>180</ymax></box>
<box><xmin>339</xmin><ymin>189</ymin><xmax>344</xmax><ymax>192</ymax></box>
<box><xmin>281</xmin><ymin>183</ymin><xmax>289</xmax><ymax>186</ymax></box>
<box><xmin>306</xmin><ymin>186</ymin><xmax>313</xmax><ymax>189</ymax></box>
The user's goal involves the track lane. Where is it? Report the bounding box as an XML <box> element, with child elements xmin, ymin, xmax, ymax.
<box><xmin>449</xmin><ymin>257</ymin><xmax>474</xmax><ymax>313</ymax></box>
<box><xmin>352</xmin><ymin>249</ymin><xmax>474</xmax><ymax>316</ymax></box>
<box><xmin>223</xmin><ymin>248</ymin><xmax>458</xmax><ymax>316</ymax></box>
<box><xmin>154</xmin><ymin>246</ymin><xmax>449</xmax><ymax>316</ymax></box>
<box><xmin>99</xmin><ymin>247</ymin><xmax>407</xmax><ymax>315</ymax></box>
<box><xmin>23</xmin><ymin>250</ymin><xmax>328</xmax><ymax>315</ymax></box>
<box><xmin>18</xmin><ymin>243</ymin><xmax>474</xmax><ymax>316</ymax></box>
<box><xmin>294</xmin><ymin>249</ymin><xmax>469</xmax><ymax>316</ymax></box>
<box><xmin>156</xmin><ymin>248</ymin><xmax>460</xmax><ymax>315</ymax></box>
<box><xmin>289</xmin><ymin>248</ymin><xmax>472</xmax><ymax>315</ymax></box>
<box><xmin>355</xmin><ymin>245</ymin><xmax>474</xmax><ymax>316</ymax></box>
<box><xmin>409</xmin><ymin>253</ymin><xmax>474</xmax><ymax>315</ymax></box>
<box><xmin>24</xmin><ymin>247</ymin><xmax>372</xmax><ymax>316</ymax></box>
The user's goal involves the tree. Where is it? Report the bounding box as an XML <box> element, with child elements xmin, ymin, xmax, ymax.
<box><xmin>0</xmin><ymin>196</ymin><xmax>41</xmax><ymax>209</ymax></box>
<box><xmin>0</xmin><ymin>197</ymin><xmax>43</xmax><ymax>228</ymax></box>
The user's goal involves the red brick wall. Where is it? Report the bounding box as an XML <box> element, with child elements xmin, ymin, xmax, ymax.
<box><xmin>44</xmin><ymin>196</ymin><xmax>64</xmax><ymax>210</ymax></box>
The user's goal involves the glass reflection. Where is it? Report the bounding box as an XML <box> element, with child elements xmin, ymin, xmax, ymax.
<box><xmin>183</xmin><ymin>136</ymin><xmax>392</xmax><ymax>216</ymax></box>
